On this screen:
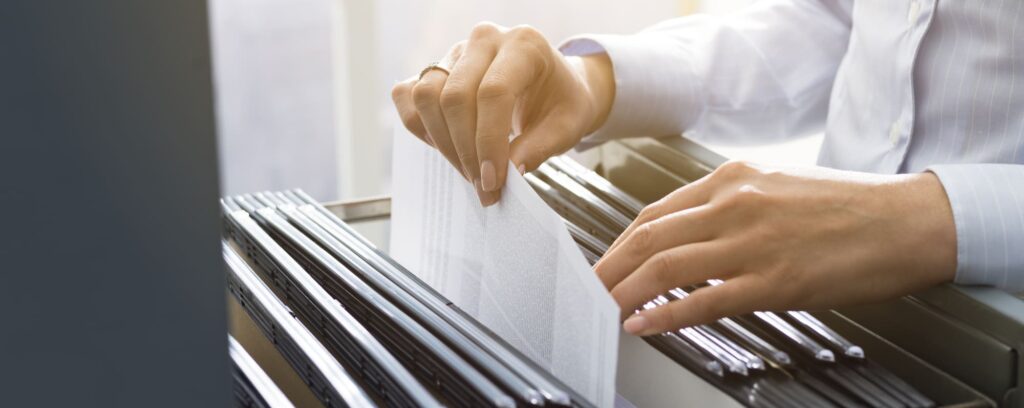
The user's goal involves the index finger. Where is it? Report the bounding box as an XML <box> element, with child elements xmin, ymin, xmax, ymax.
<box><xmin>623</xmin><ymin>277</ymin><xmax>767</xmax><ymax>335</ymax></box>
<box><xmin>605</xmin><ymin>177</ymin><xmax>714</xmax><ymax>257</ymax></box>
<box><xmin>476</xmin><ymin>31</ymin><xmax>549</xmax><ymax>194</ymax></box>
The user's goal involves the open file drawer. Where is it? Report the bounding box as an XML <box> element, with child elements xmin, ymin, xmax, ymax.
<box><xmin>597</xmin><ymin>136</ymin><xmax>1023</xmax><ymax>407</ymax></box>
<box><xmin>322</xmin><ymin>202</ymin><xmax>992</xmax><ymax>406</ymax></box>
<box><xmin>226</xmin><ymin>137</ymin><xmax>1007</xmax><ymax>403</ymax></box>
<box><xmin>228</xmin><ymin>195</ymin><xmax>742</xmax><ymax>407</ymax></box>
<box><xmin>332</xmin><ymin>197</ymin><xmax>747</xmax><ymax>407</ymax></box>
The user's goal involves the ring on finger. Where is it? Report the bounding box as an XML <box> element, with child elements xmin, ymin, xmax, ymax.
<box><xmin>419</xmin><ymin>60</ymin><xmax>452</xmax><ymax>80</ymax></box>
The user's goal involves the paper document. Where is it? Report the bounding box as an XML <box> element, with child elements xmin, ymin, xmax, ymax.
<box><xmin>390</xmin><ymin>128</ymin><xmax>620</xmax><ymax>407</ymax></box>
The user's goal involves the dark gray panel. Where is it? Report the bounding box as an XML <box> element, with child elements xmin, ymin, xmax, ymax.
<box><xmin>0</xmin><ymin>1</ymin><xmax>228</xmax><ymax>407</ymax></box>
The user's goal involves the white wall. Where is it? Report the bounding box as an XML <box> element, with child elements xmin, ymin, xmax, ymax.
<box><xmin>358</xmin><ymin>0</ymin><xmax>684</xmax><ymax>199</ymax></box>
<box><xmin>210</xmin><ymin>0</ymin><xmax>342</xmax><ymax>200</ymax></box>
<box><xmin>211</xmin><ymin>0</ymin><xmax>818</xmax><ymax>201</ymax></box>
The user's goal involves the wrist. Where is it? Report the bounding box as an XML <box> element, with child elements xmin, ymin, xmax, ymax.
<box><xmin>568</xmin><ymin>53</ymin><xmax>615</xmax><ymax>135</ymax></box>
<box><xmin>887</xmin><ymin>172</ymin><xmax>959</xmax><ymax>284</ymax></box>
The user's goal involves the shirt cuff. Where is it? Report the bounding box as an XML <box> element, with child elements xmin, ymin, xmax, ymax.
<box><xmin>928</xmin><ymin>164</ymin><xmax>1024</xmax><ymax>292</ymax></box>
<box><xmin>558</xmin><ymin>34</ymin><xmax>704</xmax><ymax>150</ymax></box>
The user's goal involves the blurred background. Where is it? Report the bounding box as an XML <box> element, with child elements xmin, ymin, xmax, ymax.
<box><xmin>210</xmin><ymin>0</ymin><xmax>819</xmax><ymax>202</ymax></box>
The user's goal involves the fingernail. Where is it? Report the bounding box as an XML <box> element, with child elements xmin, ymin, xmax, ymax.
<box><xmin>482</xmin><ymin>193</ymin><xmax>498</xmax><ymax>206</ymax></box>
<box><xmin>517</xmin><ymin>163</ymin><xmax>526</xmax><ymax>175</ymax></box>
<box><xmin>474</xmin><ymin>179</ymin><xmax>499</xmax><ymax>206</ymax></box>
<box><xmin>480</xmin><ymin>160</ymin><xmax>497</xmax><ymax>191</ymax></box>
<box><xmin>623</xmin><ymin>315</ymin><xmax>649</xmax><ymax>335</ymax></box>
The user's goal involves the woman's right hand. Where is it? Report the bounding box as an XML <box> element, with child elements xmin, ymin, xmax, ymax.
<box><xmin>391</xmin><ymin>22</ymin><xmax>615</xmax><ymax>205</ymax></box>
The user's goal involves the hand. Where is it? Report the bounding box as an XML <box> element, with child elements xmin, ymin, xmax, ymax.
<box><xmin>594</xmin><ymin>161</ymin><xmax>958</xmax><ymax>336</ymax></box>
<box><xmin>391</xmin><ymin>22</ymin><xmax>615</xmax><ymax>205</ymax></box>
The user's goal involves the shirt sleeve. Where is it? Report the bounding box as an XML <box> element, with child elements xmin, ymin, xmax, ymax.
<box><xmin>559</xmin><ymin>0</ymin><xmax>854</xmax><ymax>150</ymax></box>
<box><xmin>928</xmin><ymin>164</ymin><xmax>1024</xmax><ymax>292</ymax></box>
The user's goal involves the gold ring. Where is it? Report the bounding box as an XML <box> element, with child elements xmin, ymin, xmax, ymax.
<box><xmin>419</xmin><ymin>61</ymin><xmax>451</xmax><ymax>80</ymax></box>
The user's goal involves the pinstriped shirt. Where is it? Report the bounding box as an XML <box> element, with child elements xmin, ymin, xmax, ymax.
<box><xmin>561</xmin><ymin>0</ymin><xmax>1024</xmax><ymax>291</ymax></box>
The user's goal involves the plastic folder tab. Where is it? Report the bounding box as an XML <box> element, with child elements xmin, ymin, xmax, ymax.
<box><xmin>391</xmin><ymin>128</ymin><xmax>620</xmax><ymax>408</ymax></box>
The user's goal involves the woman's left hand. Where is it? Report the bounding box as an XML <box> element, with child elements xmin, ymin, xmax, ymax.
<box><xmin>595</xmin><ymin>160</ymin><xmax>958</xmax><ymax>336</ymax></box>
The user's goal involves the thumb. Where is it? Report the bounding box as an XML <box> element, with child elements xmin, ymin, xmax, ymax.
<box><xmin>508</xmin><ymin>114</ymin><xmax>582</xmax><ymax>174</ymax></box>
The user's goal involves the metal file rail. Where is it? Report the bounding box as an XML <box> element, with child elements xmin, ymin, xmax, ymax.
<box><xmin>528</xmin><ymin>155</ymin><xmax>936</xmax><ymax>408</ymax></box>
<box><xmin>228</xmin><ymin>189</ymin><xmax>602</xmax><ymax>407</ymax></box>
<box><xmin>229</xmin><ymin>335</ymin><xmax>295</xmax><ymax>408</ymax></box>
<box><xmin>254</xmin><ymin>194</ymin><xmax>538</xmax><ymax>405</ymax></box>
<box><xmin>224</xmin><ymin>191</ymin><xmax>601</xmax><ymax>408</ymax></box>
<box><xmin>224</xmin><ymin>198</ymin><xmax>508</xmax><ymax>407</ymax></box>
<box><xmin>268</xmin><ymin>190</ymin><xmax>595</xmax><ymax>408</ymax></box>
<box><xmin>224</xmin><ymin>242</ymin><xmax>376</xmax><ymax>408</ymax></box>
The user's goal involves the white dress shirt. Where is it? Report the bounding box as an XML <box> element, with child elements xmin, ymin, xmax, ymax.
<box><xmin>560</xmin><ymin>0</ymin><xmax>1024</xmax><ymax>291</ymax></box>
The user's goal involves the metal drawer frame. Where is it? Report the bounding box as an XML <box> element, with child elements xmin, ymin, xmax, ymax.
<box><xmin>598</xmin><ymin>136</ymin><xmax>1021</xmax><ymax>406</ymax></box>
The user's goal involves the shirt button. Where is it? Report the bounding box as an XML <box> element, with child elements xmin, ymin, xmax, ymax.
<box><xmin>889</xmin><ymin>121</ymin><xmax>902</xmax><ymax>146</ymax></box>
<box><xmin>908</xmin><ymin>0</ymin><xmax>921</xmax><ymax>23</ymax></box>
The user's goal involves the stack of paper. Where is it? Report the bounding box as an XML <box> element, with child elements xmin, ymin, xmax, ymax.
<box><xmin>390</xmin><ymin>129</ymin><xmax>620</xmax><ymax>407</ymax></box>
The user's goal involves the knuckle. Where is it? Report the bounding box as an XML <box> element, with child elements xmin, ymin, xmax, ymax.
<box><xmin>715</xmin><ymin>184</ymin><xmax>764</xmax><ymax>212</ymax></box>
<box><xmin>734</xmin><ymin>184</ymin><xmax>766</xmax><ymax>202</ymax></box>
<box><xmin>456</xmin><ymin>150</ymin><xmax>477</xmax><ymax>167</ymax></box>
<box><xmin>714</xmin><ymin>160</ymin><xmax>755</xmax><ymax>180</ymax></box>
<box><xmin>508</xmin><ymin>27</ymin><xmax>551</xmax><ymax>74</ymax></box>
<box><xmin>628</xmin><ymin>222</ymin><xmax>657</xmax><ymax>256</ymax></box>
<box><xmin>662</xmin><ymin>302</ymin><xmax>687</xmax><ymax>331</ymax></box>
<box><xmin>439</xmin><ymin>87</ymin><xmax>471</xmax><ymax>112</ymax></box>
<box><xmin>476</xmin><ymin>80</ymin><xmax>510</xmax><ymax>102</ymax></box>
<box><xmin>411</xmin><ymin>81</ymin><xmax>441</xmax><ymax>107</ymax></box>
<box><xmin>391</xmin><ymin>82</ymin><xmax>410</xmax><ymax>103</ymax></box>
<box><xmin>477</xmin><ymin>129</ymin><xmax>508</xmax><ymax>145</ymax></box>
<box><xmin>649</xmin><ymin>252</ymin><xmax>678</xmax><ymax>285</ymax></box>
<box><xmin>453</xmin><ymin>143</ymin><xmax>477</xmax><ymax>162</ymax></box>
<box><xmin>451</xmin><ymin>40</ymin><xmax>467</xmax><ymax>56</ymax></box>
<box><xmin>470</xmin><ymin>21</ymin><xmax>502</xmax><ymax>39</ymax></box>
<box><xmin>509</xmin><ymin>24</ymin><xmax>545</xmax><ymax>44</ymax></box>
<box><xmin>518</xmin><ymin>42</ymin><xmax>551</xmax><ymax>75</ymax></box>
<box><xmin>636</xmin><ymin>203</ymin><xmax>662</xmax><ymax>224</ymax></box>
